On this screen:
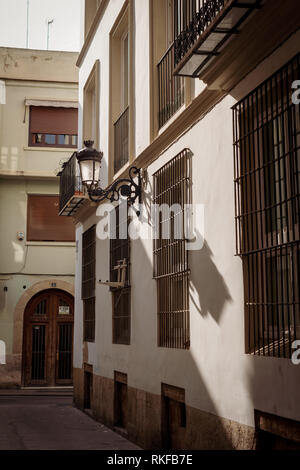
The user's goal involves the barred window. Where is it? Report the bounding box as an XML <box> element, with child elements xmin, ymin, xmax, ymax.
<box><xmin>233</xmin><ymin>53</ymin><xmax>300</xmax><ymax>358</ymax></box>
<box><xmin>82</xmin><ymin>225</ymin><xmax>96</xmax><ymax>342</ymax></box>
<box><xmin>110</xmin><ymin>204</ymin><xmax>131</xmax><ymax>345</ymax></box>
<box><xmin>153</xmin><ymin>149</ymin><xmax>191</xmax><ymax>349</ymax></box>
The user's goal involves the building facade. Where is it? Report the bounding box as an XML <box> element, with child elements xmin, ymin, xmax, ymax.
<box><xmin>0</xmin><ymin>47</ymin><xmax>79</xmax><ymax>388</ymax></box>
<box><xmin>59</xmin><ymin>0</ymin><xmax>300</xmax><ymax>449</ymax></box>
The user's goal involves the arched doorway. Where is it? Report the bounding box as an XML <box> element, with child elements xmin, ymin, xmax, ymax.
<box><xmin>23</xmin><ymin>289</ymin><xmax>74</xmax><ymax>387</ymax></box>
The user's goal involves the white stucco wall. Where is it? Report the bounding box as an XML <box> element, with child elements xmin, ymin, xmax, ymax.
<box><xmin>74</xmin><ymin>1</ymin><xmax>300</xmax><ymax>429</ymax></box>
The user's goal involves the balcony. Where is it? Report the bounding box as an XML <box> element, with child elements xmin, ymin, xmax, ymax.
<box><xmin>58</xmin><ymin>152</ymin><xmax>87</xmax><ymax>217</ymax></box>
<box><xmin>158</xmin><ymin>42</ymin><xmax>185</xmax><ymax>129</ymax></box>
<box><xmin>114</xmin><ymin>107</ymin><xmax>129</xmax><ymax>174</ymax></box>
<box><xmin>173</xmin><ymin>0</ymin><xmax>263</xmax><ymax>77</ymax></box>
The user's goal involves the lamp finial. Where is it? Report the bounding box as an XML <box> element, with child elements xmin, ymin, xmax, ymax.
<box><xmin>84</xmin><ymin>140</ymin><xmax>94</xmax><ymax>148</ymax></box>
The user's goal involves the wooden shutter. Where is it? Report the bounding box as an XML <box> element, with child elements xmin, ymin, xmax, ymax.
<box><xmin>27</xmin><ymin>195</ymin><xmax>75</xmax><ymax>242</ymax></box>
<box><xmin>30</xmin><ymin>107</ymin><xmax>78</xmax><ymax>134</ymax></box>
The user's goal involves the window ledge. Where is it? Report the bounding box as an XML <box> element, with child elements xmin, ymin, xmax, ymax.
<box><xmin>158</xmin><ymin>103</ymin><xmax>186</xmax><ymax>136</ymax></box>
<box><xmin>113</xmin><ymin>161</ymin><xmax>130</xmax><ymax>181</ymax></box>
<box><xmin>25</xmin><ymin>241</ymin><xmax>76</xmax><ymax>247</ymax></box>
<box><xmin>24</xmin><ymin>146</ymin><xmax>77</xmax><ymax>153</ymax></box>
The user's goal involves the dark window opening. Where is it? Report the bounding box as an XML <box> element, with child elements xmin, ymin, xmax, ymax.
<box><xmin>233</xmin><ymin>53</ymin><xmax>300</xmax><ymax>358</ymax></box>
<box><xmin>82</xmin><ymin>225</ymin><xmax>96</xmax><ymax>342</ymax></box>
<box><xmin>153</xmin><ymin>149</ymin><xmax>191</xmax><ymax>349</ymax></box>
<box><xmin>110</xmin><ymin>205</ymin><xmax>131</xmax><ymax>345</ymax></box>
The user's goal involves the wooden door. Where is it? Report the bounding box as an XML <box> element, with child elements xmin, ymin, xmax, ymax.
<box><xmin>114</xmin><ymin>381</ymin><xmax>128</xmax><ymax>429</ymax></box>
<box><xmin>163</xmin><ymin>397</ymin><xmax>186</xmax><ymax>449</ymax></box>
<box><xmin>23</xmin><ymin>289</ymin><xmax>74</xmax><ymax>387</ymax></box>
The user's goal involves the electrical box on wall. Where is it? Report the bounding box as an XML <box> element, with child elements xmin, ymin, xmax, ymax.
<box><xmin>16</xmin><ymin>232</ymin><xmax>25</xmax><ymax>241</ymax></box>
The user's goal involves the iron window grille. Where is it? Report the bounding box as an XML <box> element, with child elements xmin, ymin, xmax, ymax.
<box><xmin>158</xmin><ymin>42</ymin><xmax>185</xmax><ymax>129</ymax></box>
<box><xmin>82</xmin><ymin>225</ymin><xmax>96</xmax><ymax>342</ymax></box>
<box><xmin>153</xmin><ymin>149</ymin><xmax>191</xmax><ymax>349</ymax></box>
<box><xmin>233</xmin><ymin>53</ymin><xmax>300</xmax><ymax>358</ymax></box>
<box><xmin>110</xmin><ymin>204</ymin><xmax>131</xmax><ymax>345</ymax></box>
<box><xmin>114</xmin><ymin>107</ymin><xmax>129</xmax><ymax>174</ymax></box>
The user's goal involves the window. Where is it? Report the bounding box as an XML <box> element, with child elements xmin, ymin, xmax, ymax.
<box><xmin>153</xmin><ymin>149</ymin><xmax>191</xmax><ymax>349</ymax></box>
<box><xmin>27</xmin><ymin>195</ymin><xmax>75</xmax><ymax>242</ymax></box>
<box><xmin>29</xmin><ymin>106</ymin><xmax>78</xmax><ymax>148</ymax></box>
<box><xmin>110</xmin><ymin>6</ymin><xmax>130</xmax><ymax>175</ymax></box>
<box><xmin>122</xmin><ymin>33</ymin><xmax>129</xmax><ymax>110</ymax></box>
<box><xmin>153</xmin><ymin>0</ymin><xmax>184</xmax><ymax>130</ymax></box>
<box><xmin>233</xmin><ymin>53</ymin><xmax>300</xmax><ymax>358</ymax></box>
<box><xmin>110</xmin><ymin>204</ymin><xmax>131</xmax><ymax>345</ymax></box>
<box><xmin>83</xmin><ymin>60</ymin><xmax>100</xmax><ymax>148</ymax></box>
<box><xmin>82</xmin><ymin>225</ymin><xmax>96</xmax><ymax>342</ymax></box>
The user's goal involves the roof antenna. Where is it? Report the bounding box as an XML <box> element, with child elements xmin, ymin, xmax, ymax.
<box><xmin>26</xmin><ymin>0</ymin><xmax>30</xmax><ymax>48</ymax></box>
<box><xmin>47</xmin><ymin>18</ymin><xmax>54</xmax><ymax>50</ymax></box>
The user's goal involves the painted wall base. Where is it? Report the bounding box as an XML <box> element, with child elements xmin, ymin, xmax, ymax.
<box><xmin>73</xmin><ymin>368</ymin><xmax>257</xmax><ymax>450</ymax></box>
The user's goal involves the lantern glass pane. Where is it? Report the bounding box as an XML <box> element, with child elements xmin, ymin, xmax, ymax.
<box><xmin>80</xmin><ymin>159</ymin><xmax>101</xmax><ymax>186</ymax></box>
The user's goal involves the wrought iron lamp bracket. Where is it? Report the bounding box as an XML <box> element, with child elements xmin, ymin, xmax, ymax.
<box><xmin>87</xmin><ymin>166</ymin><xmax>142</xmax><ymax>211</ymax></box>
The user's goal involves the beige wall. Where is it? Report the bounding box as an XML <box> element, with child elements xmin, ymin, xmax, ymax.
<box><xmin>0</xmin><ymin>48</ymin><xmax>78</xmax><ymax>387</ymax></box>
<box><xmin>0</xmin><ymin>80</ymin><xmax>78</xmax><ymax>175</ymax></box>
<box><xmin>0</xmin><ymin>48</ymin><xmax>78</xmax><ymax>83</ymax></box>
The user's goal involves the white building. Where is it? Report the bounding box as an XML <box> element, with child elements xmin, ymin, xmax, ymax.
<box><xmin>59</xmin><ymin>0</ymin><xmax>300</xmax><ymax>449</ymax></box>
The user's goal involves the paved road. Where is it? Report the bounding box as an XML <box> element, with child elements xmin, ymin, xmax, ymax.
<box><xmin>0</xmin><ymin>395</ymin><xmax>140</xmax><ymax>450</ymax></box>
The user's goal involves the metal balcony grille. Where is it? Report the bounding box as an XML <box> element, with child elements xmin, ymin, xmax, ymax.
<box><xmin>174</xmin><ymin>0</ymin><xmax>225</xmax><ymax>49</ymax></box>
<box><xmin>233</xmin><ymin>53</ymin><xmax>300</xmax><ymax>358</ymax></box>
<box><xmin>173</xmin><ymin>0</ymin><xmax>262</xmax><ymax>77</ymax></box>
<box><xmin>158</xmin><ymin>42</ymin><xmax>185</xmax><ymax>129</ymax></box>
<box><xmin>153</xmin><ymin>149</ymin><xmax>191</xmax><ymax>349</ymax></box>
<box><xmin>59</xmin><ymin>152</ymin><xmax>85</xmax><ymax>216</ymax></box>
<box><xmin>114</xmin><ymin>107</ymin><xmax>129</xmax><ymax>174</ymax></box>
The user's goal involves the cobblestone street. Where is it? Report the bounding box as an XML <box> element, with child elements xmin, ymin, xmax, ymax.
<box><xmin>0</xmin><ymin>394</ymin><xmax>139</xmax><ymax>450</ymax></box>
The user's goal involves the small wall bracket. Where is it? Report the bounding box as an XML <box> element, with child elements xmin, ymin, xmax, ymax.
<box><xmin>98</xmin><ymin>259</ymin><xmax>128</xmax><ymax>289</ymax></box>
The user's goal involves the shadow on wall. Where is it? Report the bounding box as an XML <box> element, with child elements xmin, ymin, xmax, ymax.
<box><xmin>131</xmin><ymin>236</ymin><xmax>242</xmax><ymax>449</ymax></box>
<box><xmin>190</xmin><ymin>238</ymin><xmax>232</xmax><ymax>324</ymax></box>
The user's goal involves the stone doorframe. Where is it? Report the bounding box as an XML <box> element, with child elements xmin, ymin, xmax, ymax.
<box><xmin>13</xmin><ymin>280</ymin><xmax>74</xmax><ymax>385</ymax></box>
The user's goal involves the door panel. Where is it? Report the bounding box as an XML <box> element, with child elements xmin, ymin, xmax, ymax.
<box><xmin>23</xmin><ymin>289</ymin><xmax>74</xmax><ymax>387</ymax></box>
<box><xmin>31</xmin><ymin>324</ymin><xmax>47</xmax><ymax>383</ymax></box>
<box><xmin>56</xmin><ymin>324</ymin><xmax>73</xmax><ymax>383</ymax></box>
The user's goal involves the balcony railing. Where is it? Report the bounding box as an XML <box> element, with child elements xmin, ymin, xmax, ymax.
<box><xmin>58</xmin><ymin>152</ymin><xmax>86</xmax><ymax>216</ymax></box>
<box><xmin>158</xmin><ymin>42</ymin><xmax>185</xmax><ymax>129</ymax></box>
<box><xmin>114</xmin><ymin>107</ymin><xmax>129</xmax><ymax>174</ymax></box>
<box><xmin>173</xmin><ymin>0</ymin><xmax>262</xmax><ymax>77</ymax></box>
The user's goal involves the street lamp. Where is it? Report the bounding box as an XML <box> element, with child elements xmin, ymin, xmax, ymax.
<box><xmin>76</xmin><ymin>141</ymin><xmax>142</xmax><ymax>214</ymax></box>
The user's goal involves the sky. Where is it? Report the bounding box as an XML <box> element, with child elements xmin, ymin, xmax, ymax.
<box><xmin>0</xmin><ymin>0</ymin><xmax>83</xmax><ymax>52</ymax></box>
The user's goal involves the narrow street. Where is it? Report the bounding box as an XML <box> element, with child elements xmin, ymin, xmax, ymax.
<box><xmin>0</xmin><ymin>393</ymin><xmax>139</xmax><ymax>450</ymax></box>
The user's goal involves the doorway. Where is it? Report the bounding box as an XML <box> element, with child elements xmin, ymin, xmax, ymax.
<box><xmin>23</xmin><ymin>289</ymin><xmax>74</xmax><ymax>387</ymax></box>
<box><xmin>114</xmin><ymin>371</ymin><xmax>128</xmax><ymax>430</ymax></box>
<box><xmin>84</xmin><ymin>366</ymin><xmax>93</xmax><ymax>410</ymax></box>
<box><xmin>161</xmin><ymin>383</ymin><xmax>186</xmax><ymax>449</ymax></box>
